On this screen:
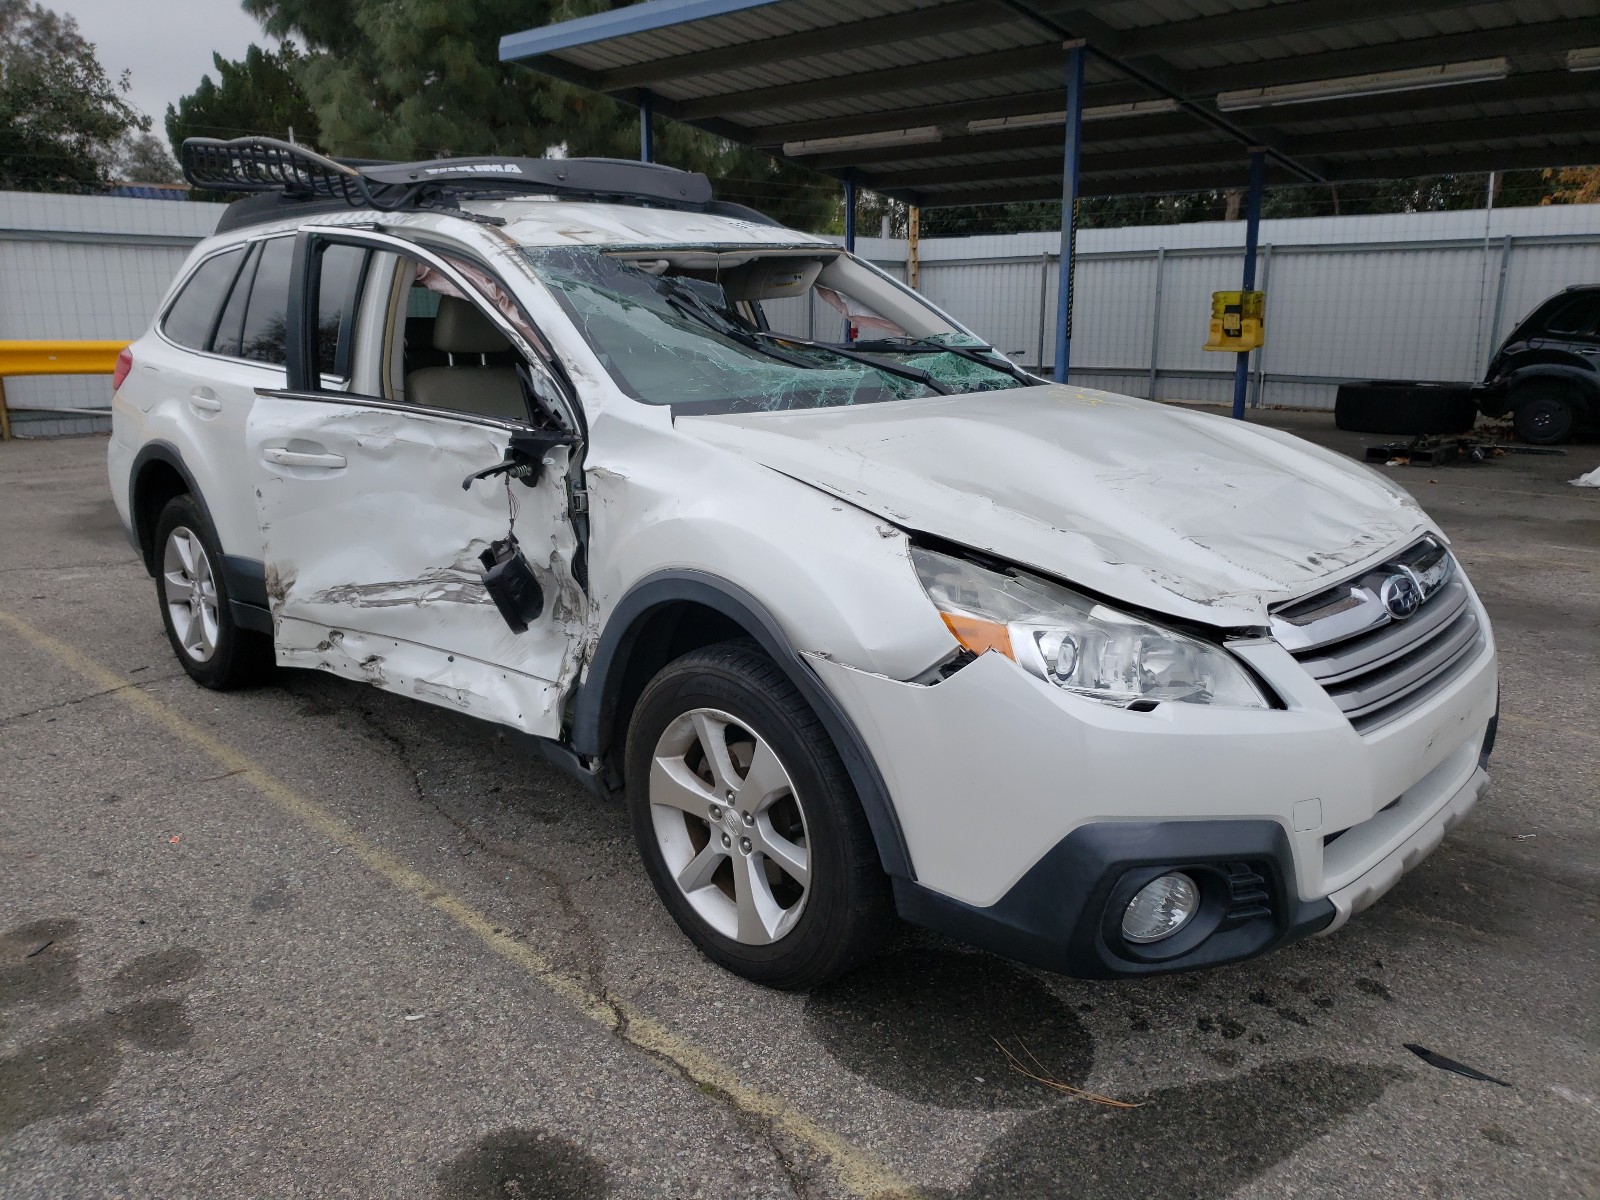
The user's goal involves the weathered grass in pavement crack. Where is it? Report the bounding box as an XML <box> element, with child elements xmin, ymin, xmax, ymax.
<box><xmin>327</xmin><ymin>686</ymin><xmax>826</xmax><ymax>1197</ymax></box>
<box><xmin>0</xmin><ymin>683</ymin><xmax>139</xmax><ymax>728</ymax></box>
<box><xmin>598</xmin><ymin>984</ymin><xmax>818</xmax><ymax>1200</ymax></box>
<box><xmin>345</xmin><ymin>696</ymin><xmax>613</xmax><ymax>989</ymax></box>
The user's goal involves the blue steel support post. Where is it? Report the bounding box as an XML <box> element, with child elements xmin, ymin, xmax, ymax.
<box><xmin>843</xmin><ymin>174</ymin><xmax>857</xmax><ymax>254</ymax></box>
<box><xmin>1053</xmin><ymin>42</ymin><xmax>1085</xmax><ymax>384</ymax></box>
<box><xmin>639</xmin><ymin>91</ymin><xmax>654</xmax><ymax>163</ymax></box>
<box><xmin>1231</xmin><ymin>150</ymin><xmax>1266</xmax><ymax>419</ymax></box>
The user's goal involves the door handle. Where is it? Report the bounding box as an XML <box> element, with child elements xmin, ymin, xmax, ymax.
<box><xmin>262</xmin><ymin>446</ymin><xmax>347</xmax><ymax>470</ymax></box>
<box><xmin>188</xmin><ymin>387</ymin><xmax>223</xmax><ymax>413</ymax></box>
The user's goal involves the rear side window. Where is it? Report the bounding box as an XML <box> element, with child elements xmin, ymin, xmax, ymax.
<box><xmin>240</xmin><ymin>236</ymin><xmax>296</xmax><ymax>364</ymax></box>
<box><xmin>162</xmin><ymin>247</ymin><xmax>246</xmax><ymax>351</ymax></box>
<box><xmin>1545</xmin><ymin>295</ymin><xmax>1600</xmax><ymax>337</ymax></box>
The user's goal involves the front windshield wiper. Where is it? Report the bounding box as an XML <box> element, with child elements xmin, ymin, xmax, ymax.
<box><xmin>747</xmin><ymin>330</ymin><xmax>953</xmax><ymax>395</ymax></box>
<box><xmin>847</xmin><ymin>335</ymin><xmax>1038</xmax><ymax>385</ymax></box>
<box><xmin>657</xmin><ymin>280</ymin><xmax>817</xmax><ymax>369</ymax></box>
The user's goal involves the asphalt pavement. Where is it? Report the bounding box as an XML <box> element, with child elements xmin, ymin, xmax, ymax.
<box><xmin>1</xmin><ymin>409</ymin><xmax>1596</xmax><ymax>1199</ymax></box>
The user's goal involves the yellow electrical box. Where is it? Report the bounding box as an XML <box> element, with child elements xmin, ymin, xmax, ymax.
<box><xmin>1203</xmin><ymin>290</ymin><xmax>1265</xmax><ymax>352</ymax></box>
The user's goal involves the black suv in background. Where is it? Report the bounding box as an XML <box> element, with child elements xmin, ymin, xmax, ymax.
<box><xmin>1480</xmin><ymin>284</ymin><xmax>1600</xmax><ymax>444</ymax></box>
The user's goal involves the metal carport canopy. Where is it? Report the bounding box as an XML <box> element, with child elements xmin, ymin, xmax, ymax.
<box><xmin>500</xmin><ymin>0</ymin><xmax>1600</xmax><ymax>208</ymax></box>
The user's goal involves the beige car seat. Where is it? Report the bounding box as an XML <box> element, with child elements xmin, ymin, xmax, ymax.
<box><xmin>405</xmin><ymin>296</ymin><xmax>527</xmax><ymax>420</ymax></box>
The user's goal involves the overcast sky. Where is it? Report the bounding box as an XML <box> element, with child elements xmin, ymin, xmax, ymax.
<box><xmin>59</xmin><ymin>0</ymin><xmax>277</xmax><ymax>127</ymax></box>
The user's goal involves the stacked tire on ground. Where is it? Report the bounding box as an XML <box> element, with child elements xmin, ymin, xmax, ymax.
<box><xmin>1333</xmin><ymin>381</ymin><xmax>1480</xmax><ymax>437</ymax></box>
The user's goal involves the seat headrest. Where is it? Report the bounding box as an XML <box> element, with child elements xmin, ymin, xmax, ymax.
<box><xmin>719</xmin><ymin>257</ymin><xmax>824</xmax><ymax>303</ymax></box>
<box><xmin>432</xmin><ymin>295</ymin><xmax>511</xmax><ymax>354</ymax></box>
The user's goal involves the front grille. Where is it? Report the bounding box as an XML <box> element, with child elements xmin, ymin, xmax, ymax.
<box><xmin>1289</xmin><ymin>575</ymin><xmax>1484</xmax><ymax>733</ymax></box>
<box><xmin>1272</xmin><ymin>539</ymin><xmax>1486</xmax><ymax>734</ymax></box>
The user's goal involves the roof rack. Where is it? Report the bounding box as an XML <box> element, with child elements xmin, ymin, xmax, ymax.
<box><xmin>180</xmin><ymin>137</ymin><xmax>717</xmax><ymax>214</ymax></box>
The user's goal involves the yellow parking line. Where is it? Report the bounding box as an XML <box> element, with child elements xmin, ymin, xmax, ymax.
<box><xmin>0</xmin><ymin>607</ymin><xmax>917</xmax><ymax>1200</ymax></box>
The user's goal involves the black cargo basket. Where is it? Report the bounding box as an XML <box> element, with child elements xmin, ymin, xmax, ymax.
<box><xmin>181</xmin><ymin>137</ymin><xmax>366</xmax><ymax>200</ymax></box>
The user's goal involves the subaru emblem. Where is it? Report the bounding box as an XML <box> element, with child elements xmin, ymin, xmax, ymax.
<box><xmin>1379</xmin><ymin>572</ymin><xmax>1423</xmax><ymax>620</ymax></box>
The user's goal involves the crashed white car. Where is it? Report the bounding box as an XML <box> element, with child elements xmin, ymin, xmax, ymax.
<box><xmin>109</xmin><ymin>143</ymin><xmax>1498</xmax><ymax>986</ymax></box>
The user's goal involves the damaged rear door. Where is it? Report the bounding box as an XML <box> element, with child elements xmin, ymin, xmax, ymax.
<box><xmin>246</xmin><ymin>228</ymin><xmax>586</xmax><ymax>737</ymax></box>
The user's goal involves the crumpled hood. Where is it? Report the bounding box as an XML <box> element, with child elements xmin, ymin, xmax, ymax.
<box><xmin>679</xmin><ymin>385</ymin><xmax>1434</xmax><ymax>627</ymax></box>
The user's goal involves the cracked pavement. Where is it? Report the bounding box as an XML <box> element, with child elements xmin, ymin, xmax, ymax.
<box><xmin>1</xmin><ymin>415</ymin><xmax>1597</xmax><ymax>1199</ymax></box>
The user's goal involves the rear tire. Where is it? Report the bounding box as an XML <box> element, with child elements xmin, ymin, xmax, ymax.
<box><xmin>624</xmin><ymin>641</ymin><xmax>894</xmax><ymax>988</ymax></box>
<box><xmin>1511</xmin><ymin>386</ymin><xmax>1576</xmax><ymax>445</ymax></box>
<box><xmin>153</xmin><ymin>495</ymin><xmax>272</xmax><ymax>690</ymax></box>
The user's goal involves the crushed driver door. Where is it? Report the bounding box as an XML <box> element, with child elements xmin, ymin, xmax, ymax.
<box><xmin>245</xmin><ymin>229</ymin><xmax>586</xmax><ymax>738</ymax></box>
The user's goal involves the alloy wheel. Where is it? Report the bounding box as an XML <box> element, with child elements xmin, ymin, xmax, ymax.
<box><xmin>162</xmin><ymin>525</ymin><xmax>220</xmax><ymax>663</ymax></box>
<box><xmin>648</xmin><ymin>707</ymin><xmax>811</xmax><ymax>945</ymax></box>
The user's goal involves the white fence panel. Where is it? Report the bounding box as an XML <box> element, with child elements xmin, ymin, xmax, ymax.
<box><xmin>1</xmin><ymin>191</ymin><xmax>221</xmax><ymax>435</ymax></box>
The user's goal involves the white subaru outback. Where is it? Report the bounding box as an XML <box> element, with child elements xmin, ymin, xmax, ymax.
<box><xmin>109</xmin><ymin>139</ymin><xmax>1498</xmax><ymax>987</ymax></box>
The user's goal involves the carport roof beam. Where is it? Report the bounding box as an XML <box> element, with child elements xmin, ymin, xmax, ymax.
<box><xmin>499</xmin><ymin>0</ymin><xmax>1600</xmax><ymax>209</ymax></box>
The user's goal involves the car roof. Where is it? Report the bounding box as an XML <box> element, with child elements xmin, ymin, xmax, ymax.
<box><xmin>468</xmin><ymin>198</ymin><xmax>833</xmax><ymax>250</ymax></box>
<box><xmin>209</xmin><ymin>193</ymin><xmax>831</xmax><ymax>253</ymax></box>
<box><xmin>206</xmin><ymin>196</ymin><xmax>832</xmax><ymax>257</ymax></box>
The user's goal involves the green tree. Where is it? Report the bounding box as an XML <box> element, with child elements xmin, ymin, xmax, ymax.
<box><xmin>241</xmin><ymin>0</ymin><xmax>838</xmax><ymax>230</ymax></box>
<box><xmin>107</xmin><ymin>131</ymin><xmax>182</xmax><ymax>184</ymax></box>
<box><xmin>166</xmin><ymin>43</ymin><xmax>321</xmax><ymax>159</ymax></box>
<box><xmin>0</xmin><ymin>0</ymin><xmax>148</xmax><ymax>192</ymax></box>
<box><xmin>1545</xmin><ymin>165</ymin><xmax>1600</xmax><ymax>206</ymax></box>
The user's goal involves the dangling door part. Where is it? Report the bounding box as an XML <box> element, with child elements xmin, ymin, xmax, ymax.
<box><xmin>461</xmin><ymin>429</ymin><xmax>577</xmax><ymax>634</ymax></box>
<box><xmin>460</xmin><ymin>429</ymin><xmax>573</xmax><ymax>490</ymax></box>
<box><xmin>479</xmin><ymin>535</ymin><xmax>544</xmax><ymax>633</ymax></box>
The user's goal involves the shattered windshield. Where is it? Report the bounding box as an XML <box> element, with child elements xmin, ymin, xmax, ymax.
<box><xmin>522</xmin><ymin>246</ymin><xmax>1027</xmax><ymax>414</ymax></box>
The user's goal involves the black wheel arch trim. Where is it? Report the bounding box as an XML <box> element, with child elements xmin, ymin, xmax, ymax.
<box><xmin>128</xmin><ymin>441</ymin><xmax>218</xmax><ymax>575</ymax></box>
<box><xmin>573</xmin><ymin>570</ymin><xmax>915</xmax><ymax>880</ymax></box>
<box><xmin>893</xmin><ymin>818</ymin><xmax>1336</xmax><ymax>979</ymax></box>
<box><xmin>1502</xmin><ymin>365</ymin><xmax>1598</xmax><ymax>404</ymax></box>
<box><xmin>218</xmin><ymin>554</ymin><xmax>270</xmax><ymax>610</ymax></box>
<box><xmin>130</xmin><ymin>442</ymin><xmax>274</xmax><ymax>629</ymax></box>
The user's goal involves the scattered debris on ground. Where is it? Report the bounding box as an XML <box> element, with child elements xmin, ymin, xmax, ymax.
<box><xmin>1367</xmin><ymin>432</ymin><xmax>1568</xmax><ymax>468</ymax></box>
<box><xmin>1404</xmin><ymin>1043</ymin><xmax>1512</xmax><ymax>1086</ymax></box>
<box><xmin>993</xmin><ymin>1036</ymin><xmax>1143</xmax><ymax>1108</ymax></box>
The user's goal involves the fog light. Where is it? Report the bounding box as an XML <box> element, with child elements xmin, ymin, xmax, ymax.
<box><xmin>1121</xmin><ymin>872</ymin><xmax>1199</xmax><ymax>944</ymax></box>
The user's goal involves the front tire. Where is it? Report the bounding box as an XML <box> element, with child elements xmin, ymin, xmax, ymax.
<box><xmin>153</xmin><ymin>495</ymin><xmax>272</xmax><ymax>690</ymax></box>
<box><xmin>1511</xmin><ymin>386</ymin><xmax>1576</xmax><ymax>445</ymax></box>
<box><xmin>624</xmin><ymin>642</ymin><xmax>893</xmax><ymax>988</ymax></box>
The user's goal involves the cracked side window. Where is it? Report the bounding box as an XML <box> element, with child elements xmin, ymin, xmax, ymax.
<box><xmin>522</xmin><ymin>247</ymin><xmax>1023</xmax><ymax>414</ymax></box>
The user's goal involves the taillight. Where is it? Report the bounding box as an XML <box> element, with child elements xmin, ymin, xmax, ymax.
<box><xmin>112</xmin><ymin>346</ymin><xmax>133</xmax><ymax>392</ymax></box>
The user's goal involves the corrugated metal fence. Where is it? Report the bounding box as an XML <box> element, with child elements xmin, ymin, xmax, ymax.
<box><xmin>0</xmin><ymin>192</ymin><xmax>220</xmax><ymax>436</ymax></box>
<box><xmin>853</xmin><ymin>204</ymin><xmax>1600</xmax><ymax>410</ymax></box>
<box><xmin>3</xmin><ymin>191</ymin><xmax>1598</xmax><ymax>435</ymax></box>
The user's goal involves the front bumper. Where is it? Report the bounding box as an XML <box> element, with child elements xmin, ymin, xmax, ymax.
<box><xmin>1320</xmin><ymin>763</ymin><xmax>1486</xmax><ymax>935</ymax></box>
<box><xmin>891</xmin><ymin>760</ymin><xmax>1488</xmax><ymax>978</ymax></box>
<box><xmin>807</xmin><ymin>590</ymin><xmax>1497</xmax><ymax>977</ymax></box>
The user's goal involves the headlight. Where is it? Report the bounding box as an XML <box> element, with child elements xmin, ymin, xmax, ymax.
<box><xmin>911</xmin><ymin>546</ymin><xmax>1269</xmax><ymax>709</ymax></box>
